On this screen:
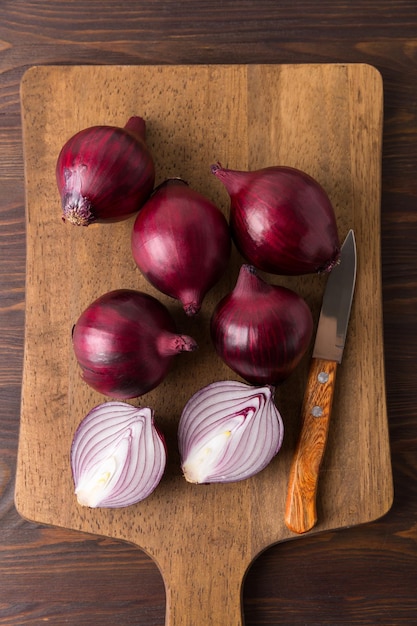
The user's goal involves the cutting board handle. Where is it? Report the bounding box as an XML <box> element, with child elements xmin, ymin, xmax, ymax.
<box><xmin>161</xmin><ymin>552</ymin><xmax>247</xmax><ymax>626</ymax></box>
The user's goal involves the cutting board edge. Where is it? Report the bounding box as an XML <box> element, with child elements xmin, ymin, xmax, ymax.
<box><xmin>19</xmin><ymin>61</ymin><xmax>383</xmax><ymax>87</ymax></box>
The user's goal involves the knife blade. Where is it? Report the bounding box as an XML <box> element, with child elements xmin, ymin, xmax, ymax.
<box><xmin>284</xmin><ymin>229</ymin><xmax>357</xmax><ymax>534</ymax></box>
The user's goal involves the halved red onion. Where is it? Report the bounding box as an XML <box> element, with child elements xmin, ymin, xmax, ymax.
<box><xmin>178</xmin><ymin>380</ymin><xmax>284</xmax><ymax>484</ymax></box>
<box><xmin>71</xmin><ymin>402</ymin><xmax>166</xmax><ymax>508</ymax></box>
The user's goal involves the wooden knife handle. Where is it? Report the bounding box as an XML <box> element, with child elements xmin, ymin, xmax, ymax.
<box><xmin>285</xmin><ymin>357</ymin><xmax>338</xmax><ymax>534</ymax></box>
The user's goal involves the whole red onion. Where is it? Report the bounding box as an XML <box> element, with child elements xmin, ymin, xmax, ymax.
<box><xmin>56</xmin><ymin>116</ymin><xmax>155</xmax><ymax>226</ymax></box>
<box><xmin>72</xmin><ymin>289</ymin><xmax>197</xmax><ymax>399</ymax></box>
<box><xmin>210</xmin><ymin>265</ymin><xmax>313</xmax><ymax>385</ymax></box>
<box><xmin>131</xmin><ymin>178</ymin><xmax>231</xmax><ymax>316</ymax></box>
<box><xmin>211</xmin><ymin>163</ymin><xmax>340</xmax><ymax>275</ymax></box>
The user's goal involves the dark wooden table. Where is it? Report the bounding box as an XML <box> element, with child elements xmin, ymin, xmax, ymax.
<box><xmin>1</xmin><ymin>2</ymin><xmax>416</xmax><ymax>624</ymax></box>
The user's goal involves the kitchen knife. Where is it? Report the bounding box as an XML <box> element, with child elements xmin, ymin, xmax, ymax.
<box><xmin>285</xmin><ymin>229</ymin><xmax>357</xmax><ymax>534</ymax></box>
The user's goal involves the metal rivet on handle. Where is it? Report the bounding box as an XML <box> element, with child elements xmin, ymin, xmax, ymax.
<box><xmin>318</xmin><ymin>371</ymin><xmax>329</xmax><ymax>384</ymax></box>
<box><xmin>311</xmin><ymin>405</ymin><xmax>323</xmax><ymax>417</ymax></box>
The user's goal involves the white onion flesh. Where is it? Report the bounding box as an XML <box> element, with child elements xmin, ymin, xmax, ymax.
<box><xmin>178</xmin><ymin>380</ymin><xmax>284</xmax><ymax>484</ymax></box>
<box><xmin>71</xmin><ymin>402</ymin><xmax>166</xmax><ymax>508</ymax></box>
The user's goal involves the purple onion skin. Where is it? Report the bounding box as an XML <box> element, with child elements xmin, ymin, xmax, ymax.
<box><xmin>131</xmin><ymin>179</ymin><xmax>231</xmax><ymax>316</ymax></box>
<box><xmin>210</xmin><ymin>265</ymin><xmax>313</xmax><ymax>386</ymax></box>
<box><xmin>72</xmin><ymin>289</ymin><xmax>197</xmax><ymax>399</ymax></box>
<box><xmin>57</xmin><ymin>117</ymin><xmax>155</xmax><ymax>226</ymax></box>
<box><xmin>211</xmin><ymin>164</ymin><xmax>340</xmax><ymax>275</ymax></box>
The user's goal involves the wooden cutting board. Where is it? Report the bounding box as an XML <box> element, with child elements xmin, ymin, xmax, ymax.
<box><xmin>16</xmin><ymin>64</ymin><xmax>393</xmax><ymax>626</ymax></box>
